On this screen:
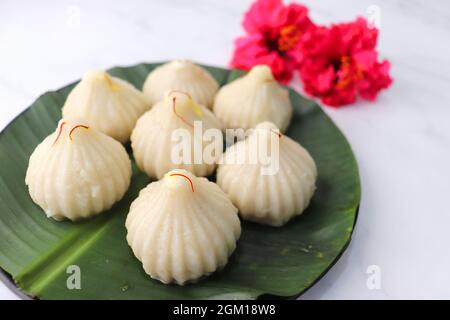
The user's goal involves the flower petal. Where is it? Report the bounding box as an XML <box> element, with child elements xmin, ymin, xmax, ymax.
<box><xmin>298</xmin><ymin>17</ymin><xmax>392</xmax><ymax>107</ymax></box>
<box><xmin>242</xmin><ymin>0</ymin><xmax>284</xmax><ymax>36</ymax></box>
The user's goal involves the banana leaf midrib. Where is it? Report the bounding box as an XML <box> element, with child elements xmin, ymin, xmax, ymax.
<box><xmin>15</xmin><ymin>218</ymin><xmax>112</xmax><ymax>295</ymax></box>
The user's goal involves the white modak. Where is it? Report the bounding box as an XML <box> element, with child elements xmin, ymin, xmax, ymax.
<box><xmin>25</xmin><ymin>119</ymin><xmax>132</xmax><ymax>221</ymax></box>
<box><xmin>62</xmin><ymin>70</ymin><xmax>150</xmax><ymax>143</ymax></box>
<box><xmin>213</xmin><ymin>65</ymin><xmax>293</xmax><ymax>132</ymax></box>
<box><xmin>126</xmin><ymin>169</ymin><xmax>241</xmax><ymax>285</ymax></box>
<box><xmin>131</xmin><ymin>90</ymin><xmax>222</xmax><ymax>179</ymax></box>
<box><xmin>217</xmin><ymin>122</ymin><xmax>317</xmax><ymax>227</ymax></box>
<box><xmin>143</xmin><ymin>60</ymin><xmax>219</xmax><ymax>108</ymax></box>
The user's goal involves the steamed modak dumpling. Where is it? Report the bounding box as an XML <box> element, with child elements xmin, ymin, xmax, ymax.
<box><xmin>217</xmin><ymin>122</ymin><xmax>317</xmax><ymax>226</ymax></box>
<box><xmin>213</xmin><ymin>65</ymin><xmax>292</xmax><ymax>132</ymax></box>
<box><xmin>62</xmin><ymin>70</ymin><xmax>150</xmax><ymax>143</ymax></box>
<box><xmin>25</xmin><ymin>119</ymin><xmax>132</xmax><ymax>221</ymax></box>
<box><xmin>126</xmin><ymin>169</ymin><xmax>241</xmax><ymax>285</ymax></box>
<box><xmin>131</xmin><ymin>90</ymin><xmax>223</xmax><ymax>179</ymax></box>
<box><xmin>143</xmin><ymin>60</ymin><xmax>219</xmax><ymax>108</ymax></box>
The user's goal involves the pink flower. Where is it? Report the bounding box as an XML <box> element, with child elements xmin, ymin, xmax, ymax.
<box><xmin>299</xmin><ymin>18</ymin><xmax>392</xmax><ymax>107</ymax></box>
<box><xmin>230</xmin><ymin>0</ymin><xmax>314</xmax><ymax>83</ymax></box>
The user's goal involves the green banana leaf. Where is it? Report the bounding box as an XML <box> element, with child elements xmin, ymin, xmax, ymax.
<box><xmin>0</xmin><ymin>63</ymin><xmax>360</xmax><ymax>299</ymax></box>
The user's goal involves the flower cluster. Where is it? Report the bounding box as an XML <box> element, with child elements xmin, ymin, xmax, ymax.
<box><xmin>230</xmin><ymin>0</ymin><xmax>392</xmax><ymax>107</ymax></box>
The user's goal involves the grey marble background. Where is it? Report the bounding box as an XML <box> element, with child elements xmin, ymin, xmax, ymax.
<box><xmin>1</xmin><ymin>0</ymin><xmax>449</xmax><ymax>299</ymax></box>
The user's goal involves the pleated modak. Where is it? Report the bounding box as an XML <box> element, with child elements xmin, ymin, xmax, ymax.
<box><xmin>143</xmin><ymin>60</ymin><xmax>219</xmax><ymax>108</ymax></box>
<box><xmin>126</xmin><ymin>169</ymin><xmax>241</xmax><ymax>285</ymax></box>
<box><xmin>213</xmin><ymin>65</ymin><xmax>293</xmax><ymax>132</ymax></box>
<box><xmin>217</xmin><ymin>122</ymin><xmax>317</xmax><ymax>226</ymax></box>
<box><xmin>62</xmin><ymin>70</ymin><xmax>150</xmax><ymax>143</ymax></box>
<box><xmin>25</xmin><ymin>119</ymin><xmax>132</xmax><ymax>221</ymax></box>
<box><xmin>131</xmin><ymin>90</ymin><xmax>223</xmax><ymax>179</ymax></box>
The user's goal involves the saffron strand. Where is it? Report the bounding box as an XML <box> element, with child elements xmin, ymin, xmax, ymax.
<box><xmin>270</xmin><ymin>128</ymin><xmax>282</xmax><ymax>138</ymax></box>
<box><xmin>169</xmin><ymin>173</ymin><xmax>195</xmax><ymax>192</ymax></box>
<box><xmin>53</xmin><ymin>121</ymin><xmax>66</xmax><ymax>145</ymax></box>
<box><xmin>168</xmin><ymin>90</ymin><xmax>192</xmax><ymax>100</ymax></box>
<box><xmin>69</xmin><ymin>125</ymin><xmax>89</xmax><ymax>140</ymax></box>
<box><xmin>172</xmin><ymin>97</ymin><xmax>194</xmax><ymax>128</ymax></box>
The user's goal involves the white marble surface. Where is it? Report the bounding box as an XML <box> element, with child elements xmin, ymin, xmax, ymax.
<box><xmin>1</xmin><ymin>0</ymin><xmax>450</xmax><ymax>300</ymax></box>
